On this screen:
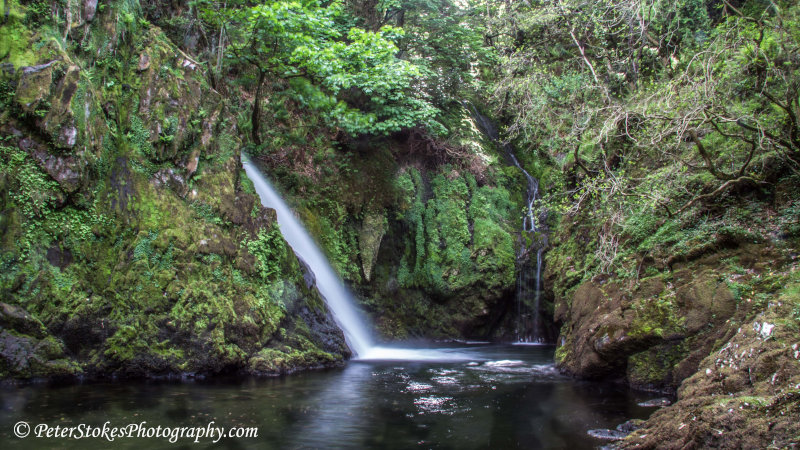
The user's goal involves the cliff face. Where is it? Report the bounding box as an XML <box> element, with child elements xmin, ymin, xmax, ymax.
<box><xmin>255</xmin><ymin>125</ymin><xmax>532</xmax><ymax>341</ymax></box>
<box><xmin>0</xmin><ymin>0</ymin><xmax>348</xmax><ymax>380</ymax></box>
<box><xmin>546</xmin><ymin>176</ymin><xmax>800</xmax><ymax>445</ymax></box>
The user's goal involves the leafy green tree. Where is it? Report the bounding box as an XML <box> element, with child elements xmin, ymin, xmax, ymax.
<box><xmin>348</xmin><ymin>0</ymin><xmax>495</xmax><ymax>110</ymax></box>
<box><xmin>222</xmin><ymin>0</ymin><xmax>441</xmax><ymax>141</ymax></box>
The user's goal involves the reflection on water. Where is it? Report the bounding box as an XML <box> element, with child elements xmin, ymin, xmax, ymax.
<box><xmin>0</xmin><ymin>345</ymin><xmax>659</xmax><ymax>449</ymax></box>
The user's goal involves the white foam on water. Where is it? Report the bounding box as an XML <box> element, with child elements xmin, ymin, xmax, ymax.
<box><xmin>356</xmin><ymin>347</ymin><xmax>473</xmax><ymax>362</ymax></box>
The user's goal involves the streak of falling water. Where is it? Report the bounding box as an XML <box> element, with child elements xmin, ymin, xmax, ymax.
<box><xmin>464</xmin><ymin>102</ymin><xmax>547</xmax><ymax>343</ymax></box>
<box><xmin>242</xmin><ymin>154</ymin><xmax>475</xmax><ymax>360</ymax></box>
<box><xmin>242</xmin><ymin>154</ymin><xmax>374</xmax><ymax>356</ymax></box>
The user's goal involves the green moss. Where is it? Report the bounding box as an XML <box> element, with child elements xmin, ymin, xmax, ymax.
<box><xmin>473</xmin><ymin>218</ymin><xmax>514</xmax><ymax>287</ymax></box>
<box><xmin>128</xmin><ymin>113</ymin><xmax>154</xmax><ymax>158</ymax></box>
<box><xmin>0</xmin><ymin>0</ymin><xmax>351</xmax><ymax>380</ymax></box>
<box><xmin>555</xmin><ymin>342</ymin><xmax>570</xmax><ymax>364</ymax></box>
<box><xmin>248</xmin><ymin>346</ymin><xmax>339</xmax><ymax>373</ymax></box>
<box><xmin>245</xmin><ymin>226</ymin><xmax>289</xmax><ymax>282</ymax></box>
<box><xmin>239</xmin><ymin>170</ymin><xmax>256</xmax><ymax>195</ymax></box>
<box><xmin>190</xmin><ymin>200</ymin><xmax>229</xmax><ymax>226</ymax></box>
<box><xmin>396</xmin><ymin>169</ymin><xmax>517</xmax><ymax>296</ymax></box>
<box><xmin>0</xmin><ymin>1</ymin><xmax>41</xmax><ymax>70</ymax></box>
<box><xmin>627</xmin><ymin>342</ymin><xmax>688</xmax><ymax>388</ymax></box>
<box><xmin>628</xmin><ymin>293</ymin><xmax>684</xmax><ymax>339</ymax></box>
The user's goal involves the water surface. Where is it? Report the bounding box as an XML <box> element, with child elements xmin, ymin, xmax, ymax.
<box><xmin>1</xmin><ymin>345</ymin><xmax>659</xmax><ymax>449</ymax></box>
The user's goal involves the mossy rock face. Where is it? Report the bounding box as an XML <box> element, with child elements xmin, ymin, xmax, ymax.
<box><xmin>14</xmin><ymin>61</ymin><xmax>56</xmax><ymax>110</ymax></box>
<box><xmin>13</xmin><ymin>57</ymin><xmax>83</xmax><ymax>151</ymax></box>
<box><xmin>618</xmin><ymin>284</ymin><xmax>800</xmax><ymax>449</ymax></box>
<box><xmin>0</xmin><ymin>327</ymin><xmax>81</xmax><ymax>379</ymax></box>
<box><xmin>0</xmin><ymin>302</ymin><xmax>47</xmax><ymax>338</ymax></box>
<box><xmin>0</xmin><ymin>2</ymin><xmax>349</xmax><ymax>380</ymax></box>
<box><xmin>627</xmin><ymin>343</ymin><xmax>688</xmax><ymax>391</ymax></box>
<box><xmin>351</xmin><ymin>165</ymin><xmax>519</xmax><ymax>339</ymax></box>
<box><xmin>553</xmin><ymin>233</ymin><xmax>800</xmax><ymax>397</ymax></box>
<box><xmin>256</xmin><ymin>125</ymin><xmax>525</xmax><ymax>340</ymax></box>
<box><xmin>359</xmin><ymin>209</ymin><xmax>386</xmax><ymax>282</ymax></box>
<box><xmin>20</xmin><ymin>136</ymin><xmax>85</xmax><ymax>193</ymax></box>
<box><xmin>676</xmin><ymin>270</ymin><xmax>736</xmax><ymax>334</ymax></box>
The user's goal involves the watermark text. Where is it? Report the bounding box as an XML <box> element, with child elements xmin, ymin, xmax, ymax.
<box><xmin>13</xmin><ymin>421</ymin><xmax>258</xmax><ymax>443</ymax></box>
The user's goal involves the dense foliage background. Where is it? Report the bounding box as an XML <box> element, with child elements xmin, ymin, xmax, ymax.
<box><xmin>1</xmin><ymin>0</ymin><xmax>799</xmax><ymax>445</ymax></box>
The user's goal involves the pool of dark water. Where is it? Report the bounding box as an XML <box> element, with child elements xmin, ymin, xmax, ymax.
<box><xmin>0</xmin><ymin>344</ymin><xmax>661</xmax><ymax>449</ymax></box>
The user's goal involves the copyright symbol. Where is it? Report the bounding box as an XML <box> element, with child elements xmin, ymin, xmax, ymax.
<box><xmin>14</xmin><ymin>421</ymin><xmax>30</xmax><ymax>438</ymax></box>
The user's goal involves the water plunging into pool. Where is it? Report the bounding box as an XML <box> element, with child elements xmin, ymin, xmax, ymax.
<box><xmin>242</xmin><ymin>154</ymin><xmax>467</xmax><ymax>361</ymax></box>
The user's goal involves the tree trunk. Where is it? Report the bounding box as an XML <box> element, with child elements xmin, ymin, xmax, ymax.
<box><xmin>251</xmin><ymin>70</ymin><xmax>266</xmax><ymax>146</ymax></box>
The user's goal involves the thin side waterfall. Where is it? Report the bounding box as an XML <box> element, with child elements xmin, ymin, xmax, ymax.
<box><xmin>242</xmin><ymin>154</ymin><xmax>470</xmax><ymax>361</ymax></box>
<box><xmin>242</xmin><ymin>154</ymin><xmax>374</xmax><ymax>356</ymax></box>
<box><xmin>465</xmin><ymin>103</ymin><xmax>547</xmax><ymax>344</ymax></box>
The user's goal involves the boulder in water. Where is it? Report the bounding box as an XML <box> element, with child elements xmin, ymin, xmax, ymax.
<box><xmin>637</xmin><ymin>397</ymin><xmax>672</xmax><ymax>407</ymax></box>
<box><xmin>616</xmin><ymin>419</ymin><xmax>644</xmax><ymax>433</ymax></box>
<box><xmin>587</xmin><ymin>428</ymin><xmax>628</xmax><ymax>441</ymax></box>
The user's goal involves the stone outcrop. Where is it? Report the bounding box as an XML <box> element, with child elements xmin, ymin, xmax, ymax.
<box><xmin>0</xmin><ymin>1</ymin><xmax>348</xmax><ymax>380</ymax></box>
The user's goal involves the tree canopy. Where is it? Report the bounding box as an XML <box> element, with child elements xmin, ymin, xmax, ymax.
<box><xmin>200</xmin><ymin>0</ymin><xmax>442</xmax><ymax>138</ymax></box>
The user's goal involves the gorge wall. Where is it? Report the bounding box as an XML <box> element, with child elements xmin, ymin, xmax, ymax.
<box><xmin>0</xmin><ymin>0</ymin><xmax>349</xmax><ymax>379</ymax></box>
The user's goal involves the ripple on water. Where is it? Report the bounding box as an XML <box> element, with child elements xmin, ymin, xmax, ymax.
<box><xmin>431</xmin><ymin>376</ymin><xmax>460</xmax><ymax>386</ymax></box>
<box><xmin>483</xmin><ymin>360</ymin><xmax>526</xmax><ymax>367</ymax></box>
<box><xmin>406</xmin><ymin>382</ymin><xmax>434</xmax><ymax>393</ymax></box>
<box><xmin>529</xmin><ymin>364</ymin><xmax>562</xmax><ymax>378</ymax></box>
<box><xmin>414</xmin><ymin>396</ymin><xmax>454</xmax><ymax>415</ymax></box>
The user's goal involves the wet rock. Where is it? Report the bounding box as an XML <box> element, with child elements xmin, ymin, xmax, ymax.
<box><xmin>46</xmin><ymin>245</ymin><xmax>73</xmax><ymax>269</ymax></box>
<box><xmin>616</xmin><ymin>419</ymin><xmax>644</xmax><ymax>433</ymax></box>
<box><xmin>152</xmin><ymin>167</ymin><xmax>187</xmax><ymax>195</ymax></box>
<box><xmin>637</xmin><ymin>397</ymin><xmax>672</xmax><ymax>407</ymax></box>
<box><xmin>0</xmin><ymin>330</ymin><xmax>38</xmax><ymax>377</ymax></box>
<box><xmin>0</xmin><ymin>330</ymin><xmax>80</xmax><ymax>379</ymax></box>
<box><xmin>298</xmin><ymin>256</ymin><xmax>317</xmax><ymax>290</ymax></box>
<box><xmin>18</xmin><ymin>60</ymin><xmax>83</xmax><ymax>150</ymax></box>
<box><xmin>359</xmin><ymin>209</ymin><xmax>386</xmax><ymax>282</ymax></box>
<box><xmin>0</xmin><ymin>303</ymin><xmax>47</xmax><ymax>338</ymax></box>
<box><xmin>297</xmin><ymin>304</ymin><xmax>350</xmax><ymax>358</ymax></box>
<box><xmin>15</xmin><ymin>61</ymin><xmax>58</xmax><ymax>111</ymax></box>
<box><xmin>58</xmin><ymin>303</ymin><xmax>109</xmax><ymax>355</ymax></box>
<box><xmin>23</xmin><ymin>141</ymin><xmax>84</xmax><ymax>193</ymax></box>
<box><xmin>588</xmin><ymin>428</ymin><xmax>628</xmax><ymax>441</ymax></box>
<box><xmin>557</xmin><ymin>280</ymin><xmax>664</xmax><ymax>379</ymax></box>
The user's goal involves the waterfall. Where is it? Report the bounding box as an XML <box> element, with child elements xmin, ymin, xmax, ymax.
<box><xmin>242</xmin><ymin>154</ymin><xmax>470</xmax><ymax>361</ymax></box>
<box><xmin>242</xmin><ymin>154</ymin><xmax>374</xmax><ymax>356</ymax></box>
<box><xmin>465</xmin><ymin>103</ymin><xmax>547</xmax><ymax>344</ymax></box>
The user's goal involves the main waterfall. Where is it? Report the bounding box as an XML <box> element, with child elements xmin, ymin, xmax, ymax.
<box><xmin>242</xmin><ymin>154</ymin><xmax>374</xmax><ymax>356</ymax></box>
<box><xmin>242</xmin><ymin>154</ymin><xmax>467</xmax><ymax>361</ymax></box>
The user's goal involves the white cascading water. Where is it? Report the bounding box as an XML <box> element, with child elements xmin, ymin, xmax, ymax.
<box><xmin>242</xmin><ymin>154</ymin><xmax>373</xmax><ymax>356</ymax></box>
<box><xmin>465</xmin><ymin>102</ymin><xmax>546</xmax><ymax>344</ymax></box>
<box><xmin>242</xmin><ymin>154</ymin><xmax>468</xmax><ymax>361</ymax></box>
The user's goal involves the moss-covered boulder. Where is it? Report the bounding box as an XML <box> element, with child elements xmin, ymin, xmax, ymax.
<box><xmin>618</xmin><ymin>282</ymin><xmax>800</xmax><ymax>449</ymax></box>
